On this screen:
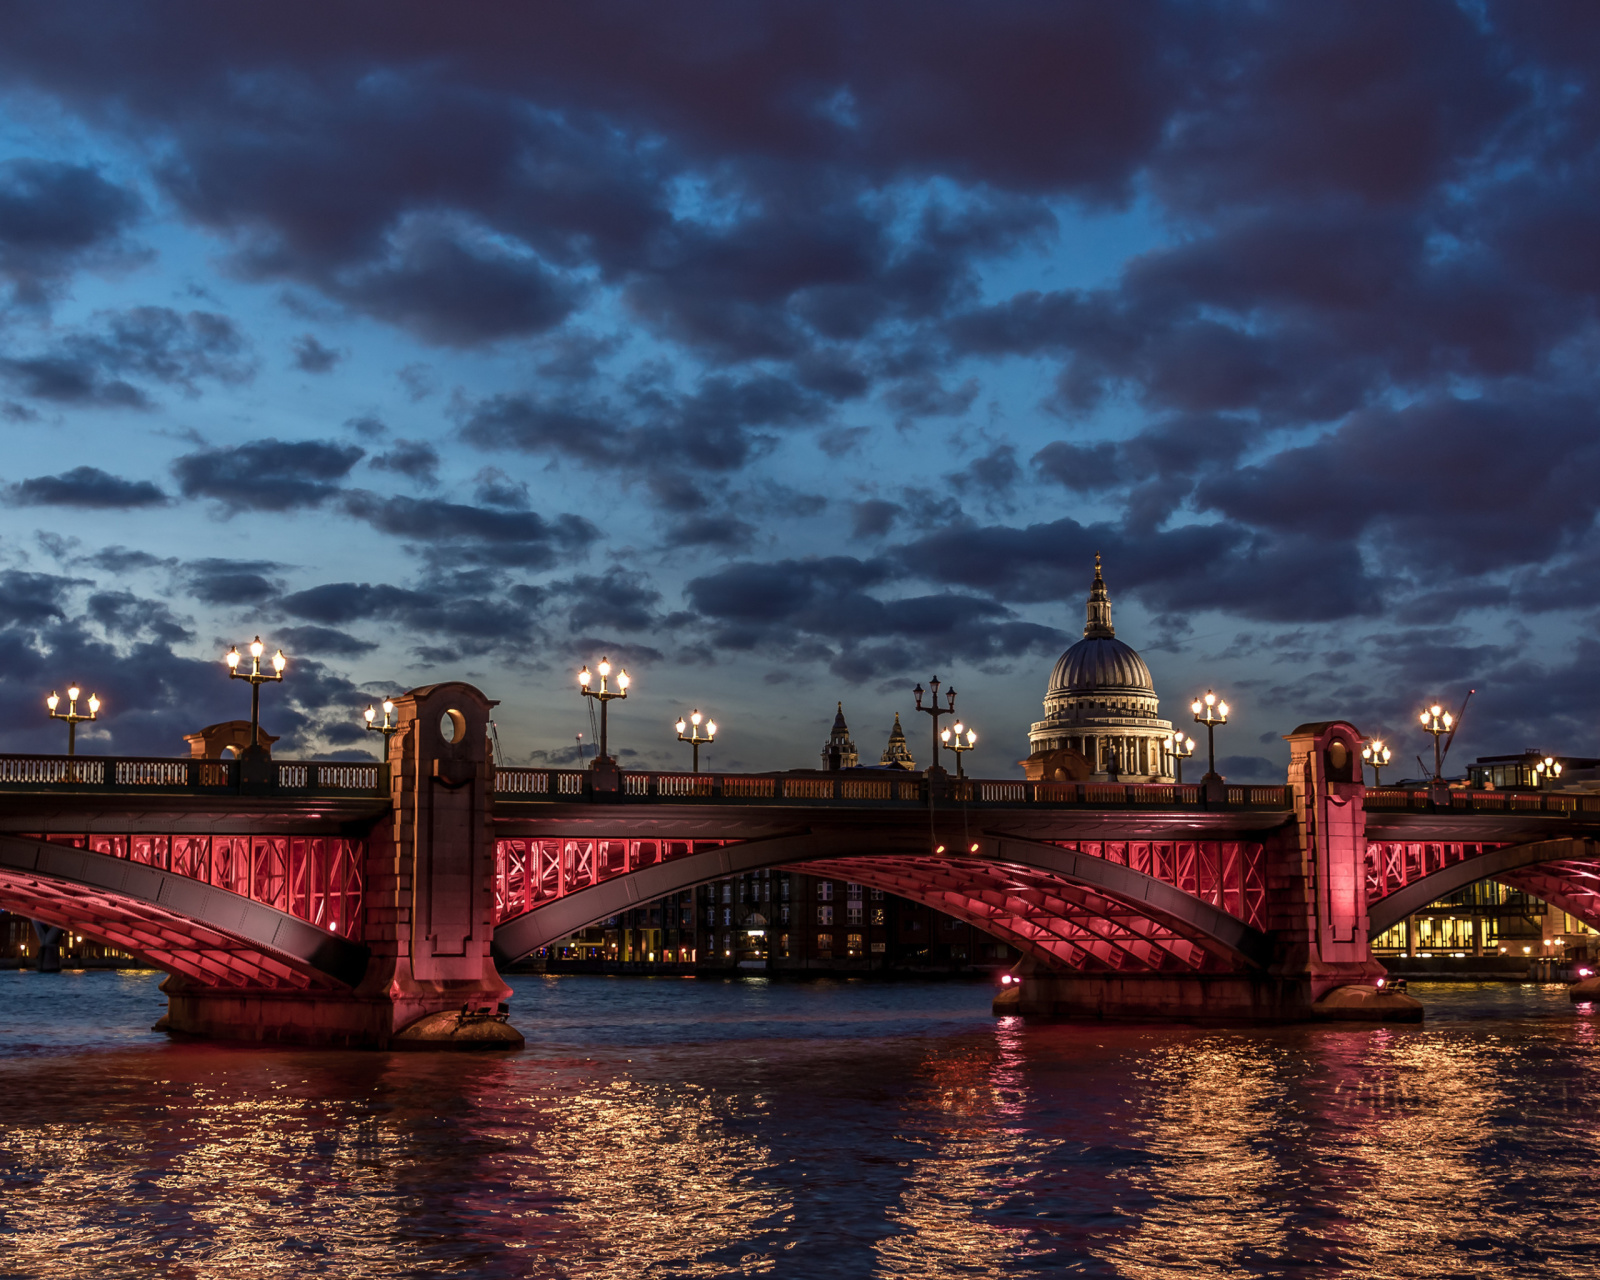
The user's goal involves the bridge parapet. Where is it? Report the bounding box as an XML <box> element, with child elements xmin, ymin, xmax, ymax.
<box><xmin>0</xmin><ymin>753</ymin><xmax>380</xmax><ymax>796</ymax></box>
<box><xmin>493</xmin><ymin>766</ymin><xmax>1293</xmax><ymax>810</ymax></box>
<box><xmin>1365</xmin><ymin>787</ymin><xmax>1600</xmax><ymax>815</ymax></box>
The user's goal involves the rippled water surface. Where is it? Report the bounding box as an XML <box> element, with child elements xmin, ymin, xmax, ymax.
<box><xmin>2</xmin><ymin>971</ymin><xmax>1599</xmax><ymax>1278</ymax></box>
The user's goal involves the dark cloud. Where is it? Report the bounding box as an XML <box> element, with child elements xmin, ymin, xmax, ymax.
<box><xmin>339</xmin><ymin>491</ymin><xmax>599</xmax><ymax>569</ymax></box>
<box><xmin>850</xmin><ymin>499</ymin><xmax>902</xmax><ymax>539</ymax></box>
<box><xmin>0</xmin><ymin>306</ymin><xmax>252</xmax><ymax>409</ymax></box>
<box><xmin>289</xmin><ymin>332</ymin><xmax>342</xmax><ymax>372</ymax></box>
<box><xmin>0</xmin><ymin>158</ymin><xmax>144</xmax><ymax>308</ymax></box>
<box><xmin>183</xmin><ymin>559</ymin><xmax>282</xmax><ymax>606</ymax></box>
<box><xmin>173</xmin><ymin>438</ymin><xmax>365</xmax><ymax>512</ymax></box>
<box><xmin>684</xmin><ymin>554</ymin><xmax>1061</xmax><ymax>680</ymax></box>
<box><xmin>7</xmin><ymin>466</ymin><xmax>166</xmax><ymax>509</ymax></box>
<box><xmin>368</xmin><ymin>439</ymin><xmax>441</xmax><ymax>485</ymax></box>
<box><xmin>472</xmin><ymin>467</ymin><xmax>529</xmax><ymax>510</ymax></box>
<box><xmin>84</xmin><ymin>589</ymin><xmax>192</xmax><ymax>645</ymax></box>
<box><xmin>275</xmin><ymin>623</ymin><xmax>378</xmax><ymax>657</ymax></box>
<box><xmin>278</xmin><ymin>576</ymin><xmax>548</xmax><ymax>657</ymax></box>
<box><xmin>553</xmin><ymin>567</ymin><xmax>663</xmax><ymax>633</ymax></box>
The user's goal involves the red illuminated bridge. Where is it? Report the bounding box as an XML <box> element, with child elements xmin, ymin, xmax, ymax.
<box><xmin>2</xmin><ymin>682</ymin><xmax>1597</xmax><ymax>1045</ymax></box>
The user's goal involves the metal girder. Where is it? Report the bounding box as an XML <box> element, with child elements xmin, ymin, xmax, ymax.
<box><xmin>1367</xmin><ymin>836</ymin><xmax>1600</xmax><ymax>934</ymax></box>
<box><xmin>490</xmin><ymin>829</ymin><xmax>1273</xmax><ymax>970</ymax></box>
<box><xmin>0</xmin><ymin>833</ymin><xmax>369</xmax><ymax>988</ymax></box>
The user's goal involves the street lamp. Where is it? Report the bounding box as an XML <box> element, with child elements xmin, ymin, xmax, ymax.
<box><xmin>940</xmin><ymin>720</ymin><xmax>978</xmax><ymax>777</ymax></box>
<box><xmin>1191</xmin><ymin>690</ymin><xmax>1229</xmax><ymax>780</ymax></box>
<box><xmin>364</xmin><ymin>699</ymin><xmax>398</xmax><ymax>746</ymax></box>
<box><xmin>226</xmin><ymin>636</ymin><xmax>285</xmax><ymax>757</ymax></box>
<box><xmin>578</xmin><ymin>656</ymin><xmax>629</xmax><ymax>763</ymax></box>
<box><xmin>1419</xmin><ymin>702</ymin><xmax>1453</xmax><ymax>783</ymax></box>
<box><xmin>1362</xmin><ymin>738</ymin><xmax>1392</xmax><ymax>785</ymax></box>
<box><xmin>675</xmin><ymin>710</ymin><xmax>716</xmax><ymax>773</ymax></box>
<box><xmin>1168</xmin><ymin>729</ymin><xmax>1196</xmax><ymax>784</ymax></box>
<box><xmin>1535</xmin><ymin>755</ymin><xmax>1563</xmax><ymax>787</ymax></box>
<box><xmin>912</xmin><ymin>676</ymin><xmax>957</xmax><ymax>774</ymax></box>
<box><xmin>46</xmin><ymin>685</ymin><xmax>99</xmax><ymax>756</ymax></box>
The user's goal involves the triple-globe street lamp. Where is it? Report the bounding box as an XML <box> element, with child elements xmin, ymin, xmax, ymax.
<box><xmin>46</xmin><ymin>685</ymin><xmax>99</xmax><ymax>756</ymax></box>
<box><xmin>675</xmin><ymin>710</ymin><xmax>716</xmax><ymax>773</ymax></box>
<box><xmin>940</xmin><ymin>720</ymin><xmax>978</xmax><ymax>778</ymax></box>
<box><xmin>364</xmin><ymin>698</ymin><xmax>399</xmax><ymax>746</ymax></box>
<box><xmin>1168</xmin><ymin>729</ymin><xmax>1196</xmax><ymax>784</ymax></box>
<box><xmin>1419</xmin><ymin>702</ymin><xmax>1454</xmax><ymax>783</ymax></box>
<box><xmin>1191</xmin><ymin>690</ymin><xmax>1229</xmax><ymax>780</ymax></box>
<box><xmin>578</xmin><ymin>656</ymin><xmax>630</xmax><ymax>763</ymax></box>
<box><xmin>1535</xmin><ymin>755</ymin><xmax>1563</xmax><ymax>787</ymax></box>
<box><xmin>226</xmin><ymin>636</ymin><xmax>286</xmax><ymax>757</ymax></box>
<box><xmin>1362</xmin><ymin>738</ymin><xmax>1393</xmax><ymax>785</ymax></box>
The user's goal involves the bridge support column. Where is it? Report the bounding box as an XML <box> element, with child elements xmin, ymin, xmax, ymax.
<box><xmin>1276</xmin><ymin>720</ymin><xmax>1419</xmax><ymax>1020</ymax></box>
<box><xmin>161</xmin><ymin>682</ymin><xmax>524</xmax><ymax>1049</ymax></box>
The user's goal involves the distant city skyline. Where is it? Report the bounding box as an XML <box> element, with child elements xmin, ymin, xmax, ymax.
<box><xmin>0</xmin><ymin>4</ymin><xmax>1593</xmax><ymax>782</ymax></box>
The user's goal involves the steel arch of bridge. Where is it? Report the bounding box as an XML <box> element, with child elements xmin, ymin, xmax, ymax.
<box><xmin>1367</xmin><ymin>836</ymin><xmax>1600</xmax><ymax>935</ymax></box>
<box><xmin>491</xmin><ymin>831</ymin><xmax>1273</xmax><ymax>973</ymax></box>
<box><xmin>0</xmin><ymin>834</ymin><xmax>370</xmax><ymax>989</ymax></box>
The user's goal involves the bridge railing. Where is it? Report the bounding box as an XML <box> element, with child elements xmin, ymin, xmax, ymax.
<box><xmin>0</xmin><ymin>754</ymin><xmax>382</xmax><ymax>796</ymax></box>
<box><xmin>492</xmin><ymin>768</ymin><xmax>1293</xmax><ymax>809</ymax></box>
<box><xmin>1364</xmin><ymin>788</ymin><xmax>1600</xmax><ymax>814</ymax></box>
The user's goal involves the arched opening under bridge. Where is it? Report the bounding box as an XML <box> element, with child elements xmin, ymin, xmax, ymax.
<box><xmin>0</xmin><ymin>833</ymin><xmax>369</xmax><ymax>990</ymax></box>
<box><xmin>1367</xmin><ymin>836</ymin><xmax>1600</xmax><ymax>936</ymax></box>
<box><xmin>491</xmin><ymin>832</ymin><xmax>1273</xmax><ymax>974</ymax></box>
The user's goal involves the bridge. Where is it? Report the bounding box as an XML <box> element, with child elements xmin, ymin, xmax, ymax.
<box><xmin>3</xmin><ymin>683</ymin><xmax>1599</xmax><ymax>1045</ymax></box>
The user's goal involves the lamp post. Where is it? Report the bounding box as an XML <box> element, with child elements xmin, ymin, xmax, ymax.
<box><xmin>1362</xmin><ymin>738</ymin><xmax>1392</xmax><ymax>785</ymax></box>
<box><xmin>1168</xmin><ymin>729</ymin><xmax>1195</xmax><ymax>784</ymax></box>
<box><xmin>1191</xmin><ymin>690</ymin><xmax>1229</xmax><ymax>780</ymax></box>
<box><xmin>675</xmin><ymin>710</ymin><xmax>716</xmax><ymax>773</ymax></box>
<box><xmin>578</xmin><ymin>656</ymin><xmax>629</xmax><ymax>763</ymax></box>
<box><xmin>1535</xmin><ymin>755</ymin><xmax>1563</xmax><ymax>788</ymax></box>
<box><xmin>912</xmin><ymin>676</ymin><xmax>957</xmax><ymax>775</ymax></box>
<box><xmin>46</xmin><ymin>685</ymin><xmax>99</xmax><ymax>756</ymax></box>
<box><xmin>940</xmin><ymin>720</ymin><xmax>977</xmax><ymax>778</ymax></box>
<box><xmin>226</xmin><ymin>636</ymin><xmax>285</xmax><ymax>756</ymax></box>
<box><xmin>364</xmin><ymin>699</ymin><xmax>398</xmax><ymax>745</ymax></box>
<box><xmin>1419</xmin><ymin>703</ymin><xmax>1453</xmax><ymax>783</ymax></box>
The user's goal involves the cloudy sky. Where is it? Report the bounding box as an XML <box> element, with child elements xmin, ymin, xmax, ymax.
<box><xmin>0</xmin><ymin>2</ymin><xmax>1594</xmax><ymax>780</ymax></box>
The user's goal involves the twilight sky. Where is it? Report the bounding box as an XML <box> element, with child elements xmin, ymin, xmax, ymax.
<box><xmin>0</xmin><ymin>2</ymin><xmax>1595</xmax><ymax>781</ymax></box>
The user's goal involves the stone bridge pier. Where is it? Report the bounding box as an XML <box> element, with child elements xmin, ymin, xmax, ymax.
<box><xmin>1009</xmin><ymin>721</ymin><xmax>1420</xmax><ymax>1022</ymax></box>
<box><xmin>161</xmin><ymin>682</ymin><xmax>523</xmax><ymax>1048</ymax></box>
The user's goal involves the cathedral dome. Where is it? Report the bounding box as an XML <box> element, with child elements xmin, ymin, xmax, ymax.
<box><xmin>1045</xmin><ymin>554</ymin><xmax>1154</xmax><ymax>695</ymax></box>
<box><xmin>1048</xmin><ymin>636</ymin><xmax>1154</xmax><ymax>695</ymax></box>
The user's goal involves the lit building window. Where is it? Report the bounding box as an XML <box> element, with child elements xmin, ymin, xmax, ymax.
<box><xmin>871</xmin><ymin>907</ymin><xmax>885</xmax><ymax>926</ymax></box>
<box><xmin>816</xmin><ymin>932</ymin><xmax>834</xmax><ymax>955</ymax></box>
<box><xmin>846</xmin><ymin>932</ymin><xmax>864</xmax><ymax>957</ymax></box>
<box><xmin>817</xmin><ymin>905</ymin><xmax>834</xmax><ymax>925</ymax></box>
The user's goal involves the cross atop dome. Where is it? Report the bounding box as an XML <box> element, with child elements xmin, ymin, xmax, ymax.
<box><xmin>1084</xmin><ymin>552</ymin><xmax>1114</xmax><ymax>639</ymax></box>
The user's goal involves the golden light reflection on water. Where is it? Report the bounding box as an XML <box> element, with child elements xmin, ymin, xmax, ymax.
<box><xmin>3</xmin><ymin>977</ymin><xmax>1600</xmax><ymax>1277</ymax></box>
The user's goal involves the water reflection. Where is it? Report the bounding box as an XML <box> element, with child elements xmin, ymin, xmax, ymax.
<box><xmin>2</xmin><ymin>974</ymin><xmax>1599</xmax><ymax>1277</ymax></box>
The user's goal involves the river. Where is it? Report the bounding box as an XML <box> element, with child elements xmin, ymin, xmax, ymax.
<box><xmin>1</xmin><ymin>971</ymin><xmax>1597</xmax><ymax>1278</ymax></box>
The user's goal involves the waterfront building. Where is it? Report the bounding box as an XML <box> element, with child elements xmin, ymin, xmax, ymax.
<box><xmin>1027</xmin><ymin>557</ymin><xmax>1175</xmax><ymax>782</ymax></box>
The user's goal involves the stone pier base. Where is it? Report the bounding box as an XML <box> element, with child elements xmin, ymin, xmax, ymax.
<box><xmin>994</xmin><ymin>970</ymin><xmax>1422</xmax><ymax>1024</ymax></box>
<box><xmin>155</xmin><ymin>974</ymin><xmax>525</xmax><ymax>1049</ymax></box>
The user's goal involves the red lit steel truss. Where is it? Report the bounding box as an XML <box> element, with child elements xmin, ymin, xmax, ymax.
<box><xmin>0</xmin><ymin>833</ymin><xmax>364</xmax><ymax>989</ymax></box>
<box><xmin>1365</xmin><ymin>841</ymin><xmax>1500</xmax><ymax>902</ymax></box>
<box><xmin>494</xmin><ymin>837</ymin><xmax>1268</xmax><ymax>972</ymax></box>
<box><xmin>1365</xmin><ymin>839</ymin><xmax>1600</xmax><ymax>931</ymax></box>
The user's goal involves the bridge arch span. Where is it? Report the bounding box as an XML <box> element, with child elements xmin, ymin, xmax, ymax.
<box><xmin>1367</xmin><ymin>836</ymin><xmax>1600</xmax><ymax>936</ymax></box>
<box><xmin>0</xmin><ymin>834</ymin><xmax>369</xmax><ymax>990</ymax></box>
<box><xmin>491</xmin><ymin>832</ymin><xmax>1272</xmax><ymax>973</ymax></box>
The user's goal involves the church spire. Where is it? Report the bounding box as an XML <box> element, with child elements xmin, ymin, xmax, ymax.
<box><xmin>1084</xmin><ymin>553</ymin><xmax>1114</xmax><ymax>639</ymax></box>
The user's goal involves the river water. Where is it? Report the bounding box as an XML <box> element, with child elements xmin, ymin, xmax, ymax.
<box><xmin>1</xmin><ymin>972</ymin><xmax>1597</xmax><ymax>1278</ymax></box>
